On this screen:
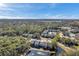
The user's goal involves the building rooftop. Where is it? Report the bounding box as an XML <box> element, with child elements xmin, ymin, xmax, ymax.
<box><xmin>26</xmin><ymin>48</ymin><xmax>50</xmax><ymax>56</ymax></box>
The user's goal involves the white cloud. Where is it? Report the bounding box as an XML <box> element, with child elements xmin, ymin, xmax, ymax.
<box><xmin>0</xmin><ymin>16</ymin><xmax>25</xmax><ymax>19</ymax></box>
<box><xmin>0</xmin><ymin>3</ymin><xmax>14</xmax><ymax>11</ymax></box>
<box><xmin>0</xmin><ymin>16</ymin><xmax>39</xmax><ymax>19</ymax></box>
<box><xmin>38</xmin><ymin>14</ymin><xmax>79</xmax><ymax>19</ymax></box>
<box><xmin>48</xmin><ymin>3</ymin><xmax>57</xmax><ymax>9</ymax></box>
<box><xmin>0</xmin><ymin>3</ymin><xmax>7</xmax><ymax>7</ymax></box>
<box><xmin>0</xmin><ymin>14</ymin><xmax>78</xmax><ymax>19</ymax></box>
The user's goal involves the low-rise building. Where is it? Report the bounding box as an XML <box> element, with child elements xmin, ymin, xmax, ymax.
<box><xmin>30</xmin><ymin>39</ymin><xmax>53</xmax><ymax>50</ymax></box>
<box><xmin>75</xmin><ymin>33</ymin><xmax>79</xmax><ymax>39</ymax></box>
<box><xmin>63</xmin><ymin>32</ymin><xmax>75</xmax><ymax>39</ymax></box>
<box><xmin>26</xmin><ymin>48</ymin><xmax>51</xmax><ymax>56</ymax></box>
<box><xmin>41</xmin><ymin>29</ymin><xmax>58</xmax><ymax>38</ymax></box>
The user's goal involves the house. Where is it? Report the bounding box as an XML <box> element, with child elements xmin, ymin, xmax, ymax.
<box><xmin>63</xmin><ymin>32</ymin><xmax>70</xmax><ymax>36</ymax></box>
<box><xmin>75</xmin><ymin>33</ymin><xmax>79</xmax><ymax>39</ymax></box>
<box><xmin>63</xmin><ymin>32</ymin><xmax>75</xmax><ymax>39</ymax></box>
<box><xmin>59</xmin><ymin>27</ymin><xmax>72</xmax><ymax>32</ymax></box>
<box><xmin>69</xmin><ymin>33</ymin><xmax>75</xmax><ymax>39</ymax></box>
<box><xmin>34</xmin><ymin>41</ymin><xmax>40</xmax><ymax>48</ymax></box>
<box><xmin>30</xmin><ymin>39</ymin><xmax>40</xmax><ymax>48</ymax></box>
<box><xmin>41</xmin><ymin>29</ymin><xmax>58</xmax><ymax>38</ymax></box>
<box><xmin>26</xmin><ymin>48</ymin><xmax>50</xmax><ymax>56</ymax></box>
<box><xmin>30</xmin><ymin>39</ymin><xmax>53</xmax><ymax>50</ymax></box>
<box><xmin>59</xmin><ymin>27</ymin><xmax>71</xmax><ymax>30</ymax></box>
<box><xmin>71</xmin><ymin>28</ymin><xmax>79</xmax><ymax>33</ymax></box>
<box><xmin>39</xmin><ymin>42</ymin><xmax>48</xmax><ymax>49</ymax></box>
<box><xmin>69</xmin><ymin>33</ymin><xmax>75</xmax><ymax>37</ymax></box>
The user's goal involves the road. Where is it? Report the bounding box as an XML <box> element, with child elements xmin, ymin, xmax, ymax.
<box><xmin>57</xmin><ymin>42</ymin><xmax>76</xmax><ymax>55</ymax></box>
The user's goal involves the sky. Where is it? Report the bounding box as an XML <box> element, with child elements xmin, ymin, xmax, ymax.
<box><xmin>0</xmin><ymin>3</ymin><xmax>79</xmax><ymax>19</ymax></box>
